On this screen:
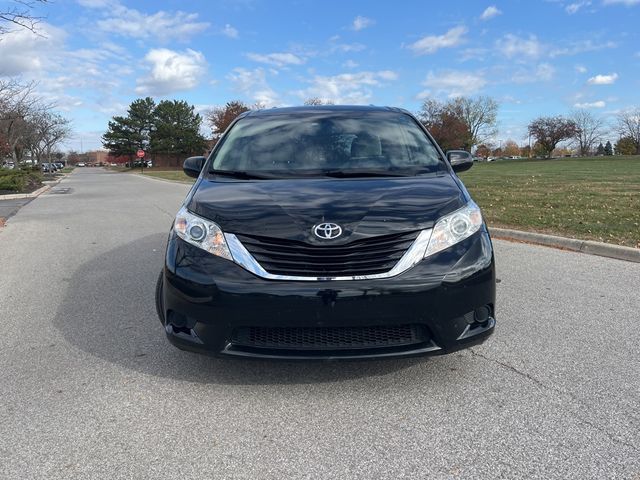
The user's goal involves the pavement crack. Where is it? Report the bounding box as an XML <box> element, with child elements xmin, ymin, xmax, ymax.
<box><xmin>468</xmin><ymin>347</ymin><xmax>639</xmax><ymax>453</ymax></box>
<box><xmin>153</xmin><ymin>204</ymin><xmax>174</xmax><ymax>219</ymax></box>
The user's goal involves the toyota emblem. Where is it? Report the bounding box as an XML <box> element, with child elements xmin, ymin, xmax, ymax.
<box><xmin>314</xmin><ymin>222</ymin><xmax>343</xmax><ymax>240</ymax></box>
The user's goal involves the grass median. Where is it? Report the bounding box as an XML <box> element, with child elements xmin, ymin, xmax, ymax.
<box><xmin>460</xmin><ymin>156</ymin><xmax>640</xmax><ymax>248</ymax></box>
<box><xmin>130</xmin><ymin>156</ymin><xmax>640</xmax><ymax>248</ymax></box>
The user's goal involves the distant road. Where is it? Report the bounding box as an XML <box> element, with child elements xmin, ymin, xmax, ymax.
<box><xmin>0</xmin><ymin>168</ymin><xmax>638</xmax><ymax>479</ymax></box>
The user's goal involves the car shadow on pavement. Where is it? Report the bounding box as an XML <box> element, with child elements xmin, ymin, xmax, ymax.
<box><xmin>53</xmin><ymin>233</ymin><xmax>428</xmax><ymax>385</ymax></box>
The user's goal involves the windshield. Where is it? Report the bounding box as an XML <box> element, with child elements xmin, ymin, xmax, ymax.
<box><xmin>208</xmin><ymin>110</ymin><xmax>445</xmax><ymax>178</ymax></box>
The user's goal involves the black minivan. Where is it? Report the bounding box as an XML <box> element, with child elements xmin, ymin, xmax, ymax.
<box><xmin>156</xmin><ymin>106</ymin><xmax>495</xmax><ymax>359</ymax></box>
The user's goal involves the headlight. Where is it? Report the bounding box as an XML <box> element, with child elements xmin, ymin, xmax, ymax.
<box><xmin>424</xmin><ymin>201</ymin><xmax>484</xmax><ymax>258</ymax></box>
<box><xmin>173</xmin><ymin>206</ymin><xmax>233</xmax><ymax>261</ymax></box>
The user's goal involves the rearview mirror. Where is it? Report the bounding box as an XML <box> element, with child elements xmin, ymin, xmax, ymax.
<box><xmin>183</xmin><ymin>156</ymin><xmax>206</xmax><ymax>178</ymax></box>
<box><xmin>446</xmin><ymin>150</ymin><xmax>473</xmax><ymax>173</ymax></box>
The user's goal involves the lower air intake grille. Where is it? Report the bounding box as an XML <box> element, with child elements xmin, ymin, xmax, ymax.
<box><xmin>232</xmin><ymin>324</ymin><xmax>425</xmax><ymax>351</ymax></box>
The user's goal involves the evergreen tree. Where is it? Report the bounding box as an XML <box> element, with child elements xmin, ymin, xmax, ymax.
<box><xmin>604</xmin><ymin>141</ymin><xmax>613</xmax><ymax>156</ymax></box>
<box><xmin>102</xmin><ymin>97</ymin><xmax>155</xmax><ymax>165</ymax></box>
<box><xmin>150</xmin><ymin>100</ymin><xmax>207</xmax><ymax>166</ymax></box>
<box><xmin>596</xmin><ymin>143</ymin><xmax>605</xmax><ymax>155</ymax></box>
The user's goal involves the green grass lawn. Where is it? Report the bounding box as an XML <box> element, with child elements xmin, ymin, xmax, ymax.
<box><xmin>138</xmin><ymin>169</ymin><xmax>193</xmax><ymax>183</ymax></box>
<box><xmin>128</xmin><ymin>157</ymin><xmax>640</xmax><ymax>248</ymax></box>
<box><xmin>460</xmin><ymin>156</ymin><xmax>640</xmax><ymax>248</ymax></box>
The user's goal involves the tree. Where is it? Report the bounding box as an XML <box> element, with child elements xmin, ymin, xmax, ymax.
<box><xmin>614</xmin><ymin>137</ymin><xmax>637</xmax><ymax>155</ymax></box>
<box><xmin>304</xmin><ymin>97</ymin><xmax>335</xmax><ymax>106</ymax></box>
<box><xmin>604</xmin><ymin>141</ymin><xmax>613</xmax><ymax>156</ymax></box>
<box><xmin>502</xmin><ymin>140</ymin><xmax>520</xmax><ymax>157</ymax></box>
<box><xmin>452</xmin><ymin>96</ymin><xmax>498</xmax><ymax>148</ymax></box>
<box><xmin>571</xmin><ymin>109</ymin><xmax>605</xmax><ymax>156</ymax></box>
<box><xmin>596</xmin><ymin>143</ymin><xmax>605</xmax><ymax>155</ymax></box>
<box><xmin>150</xmin><ymin>100</ymin><xmax>207</xmax><ymax>166</ymax></box>
<box><xmin>520</xmin><ymin>145</ymin><xmax>531</xmax><ymax>158</ymax></box>
<box><xmin>616</xmin><ymin>108</ymin><xmax>640</xmax><ymax>155</ymax></box>
<box><xmin>475</xmin><ymin>144</ymin><xmax>490</xmax><ymax>158</ymax></box>
<box><xmin>418</xmin><ymin>96</ymin><xmax>498</xmax><ymax>152</ymax></box>
<box><xmin>27</xmin><ymin>110</ymin><xmax>71</xmax><ymax>164</ymax></box>
<box><xmin>418</xmin><ymin>99</ymin><xmax>472</xmax><ymax>151</ymax></box>
<box><xmin>1</xmin><ymin>0</ymin><xmax>48</xmax><ymax>35</ymax></box>
<box><xmin>0</xmin><ymin>79</ymin><xmax>40</xmax><ymax>162</ymax></box>
<box><xmin>527</xmin><ymin>116</ymin><xmax>579</xmax><ymax>158</ymax></box>
<box><xmin>102</xmin><ymin>97</ymin><xmax>155</xmax><ymax>165</ymax></box>
<box><xmin>206</xmin><ymin>100</ymin><xmax>250</xmax><ymax>141</ymax></box>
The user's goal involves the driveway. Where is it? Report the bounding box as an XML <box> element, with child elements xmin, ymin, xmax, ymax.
<box><xmin>0</xmin><ymin>169</ymin><xmax>638</xmax><ymax>479</ymax></box>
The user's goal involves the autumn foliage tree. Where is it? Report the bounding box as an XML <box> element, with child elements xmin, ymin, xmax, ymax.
<box><xmin>527</xmin><ymin>116</ymin><xmax>579</xmax><ymax>158</ymax></box>
<box><xmin>418</xmin><ymin>96</ymin><xmax>498</xmax><ymax>152</ymax></box>
<box><xmin>206</xmin><ymin>100</ymin><xmax>251</xmax><ymax>142</ymax></box>
<box><xmin>616</xmin><ymin>108</ymin><xmax>640</xmax><ymax>154</ymax></box>
<box><xmin>614</xmin><ymin>137</ymin><xmax>637</xmax><ymax>155</ymax></box>
<box><xmin>418</xmin><ymin>99</ymin><xmax>471</xmax><ymax>151</ymax></box>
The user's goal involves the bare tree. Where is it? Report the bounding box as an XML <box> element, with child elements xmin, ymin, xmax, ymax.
<box><xmin>303</xmin><ymin>97</ymin><xmax>335</xmax><ymax>106</ymax></box>
<box><xmin>571</xmin><ymin>109</ymin><xmax>605</xmax><ymax>156</ymax></box>
<box><xmin>1</xmin><ymin>0</ymin><xmax>48</xmax><ymax>35</ymax></box>
<box><xmin>616</xmin><ymin>108</ymin><xmax>640</xmax><ymax>155</ymax></box>
<box><xmin>28</xmin><ymin>110</ymin><xmax>72</xmax><ymax>164</ymax></box>
<box><xmin>452</xmin><ymin>96</ymin><xmax>499</xmax><ymax>148</ymax></box>
<box><xmin>0</xmin><ymin>80</ymin><xmax>41</xmax><ymax>163</ymax></box>
<box><xmin>528</xmin><ymin>116</ymin><xmax>580</xmax><ymax>158</ymax></box>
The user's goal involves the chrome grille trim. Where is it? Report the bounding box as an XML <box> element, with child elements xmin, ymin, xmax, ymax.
<box><xmin>225</xmin><ymin>229</ymin><xmax>433</xmax><ymax>282</ymax></box>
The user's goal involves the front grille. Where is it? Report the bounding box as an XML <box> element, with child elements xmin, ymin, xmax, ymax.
<box><xmin>232</xmin><ymin>324</ymin><xmax>425</xmax><ymax>351</ymax></box>
<box><xmin>235</xmin><ymin>230</ymin><xmax>419</xmax><ymax>277</ymax></box>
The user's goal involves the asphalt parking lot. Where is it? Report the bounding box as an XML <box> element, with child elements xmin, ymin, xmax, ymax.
<box><xmin>0</xmin><ymin>169</ymin><xmax>638</xmax><ymax>479</ymax></box>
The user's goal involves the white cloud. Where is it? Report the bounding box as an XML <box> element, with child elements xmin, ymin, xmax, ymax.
<box><xmin>587</xmin><ymin>73</ymin><xmax>618</xmax><ymax>84</ymax></box>
<box><xmin>90</xmin><ymin>1</ymin><xmax>209</xmax><ymax>41</ymax></box>
<box><xmin>0</xmin><ymin>23</ymin><xmax>65</xmax><ymax>76</ymax></box>
<box><xmin>227</xmin><ymin>68</ymin><xmax>280</xmax><ymax>107</ymax></box>
<box><xmin>574</xmin><ymin>100</ymin><xmax>606</xmax><ymax>108</ymax></box>
<box><xmin>603</xmin><ymin>0</ymin><xmax>640</xmax><ymax>5</ymax></box>
<box><xmin>575</xmin><ymin>65</ymin><xmax>587</xmax><ymax>73</ymax></box>
<box><xmin>510</xmin><ymin>63</ymin><xmax>555</xmax><ymax>83</ymax></box>
<box><xmin>495</xmin><ymin>34</ymin><xmax>543</xmax><ymax>59</ymax></box>
<box><xmin>351</xmin><ymin>15</ymin><xmax>375</xmax><ymax>31</ymax></box>
<box><xmin>135</xmin><ymin>48</ymin><xmax>206</xmax><ymax>95</ymax></box>
<box><xmin>419</xmin><ymin>70</ymin><xmax>487</xmax><ymax>98</ymax></box>
<box><xmin>565</xmin><ymin>1</ymin><xmax>591</xmax><ymax>14</ymax></box>
<box><xmin>221</xmin><ymin>24</ymin><xmax>239</xmax><ymax>38</ymax></box>
<box><xmin>480</xmin><ymin>6</ymin><xmax>502</xmax><ymax>20</ymax></box>
<box><xmin>407</xmin><ymin>26</ymin><xmax>467</xmax><ymax>55</ymax></box>
<box><xmin>342</xmin><ymin>59</ymin><xmax>359</xmax><ymax>68</ymax></box>
<box><xmin>550</xmin><ymin>39</ymin><xmax>616</xmax><ymax>57</ymax></box>
<box><xmin>330</xmin><ymin>42</ymin><xmax>366</xmax><ymax>53</ymax></box>
<box><xmin>295</xmin><ymin>70</ymin><xmax>398</xmax><ymax>104</ymax></box>
<box><xmin>246</xmin><ymin>52</ymin><xmax>305</xmax><ymax>67</ymax></box>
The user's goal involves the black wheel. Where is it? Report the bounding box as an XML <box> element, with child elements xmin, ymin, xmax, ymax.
<box><xmin>155</xmin><ymin>270</ymin><xmax>165</xmax><ymax>325</ymax></box>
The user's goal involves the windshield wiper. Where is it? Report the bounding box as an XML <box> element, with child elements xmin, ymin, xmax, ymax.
<box><xmin>322</xmin><ymin>169</ymin><xmax>422</xmax><ymax>178</ymax></box>
<box><xmin>209</xmin><ymin>169</ymin><xmax>275</xmax><ymax>180</ymax></box>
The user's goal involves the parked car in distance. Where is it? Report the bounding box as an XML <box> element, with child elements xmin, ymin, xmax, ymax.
<box><xmin>54</xmin><ymin>162</ymin><xmax>64</xmax><ymax>170</ymax></box>
<box><xmin>1</xmin><ymin>161</ymin><xmax>16</xmax><ymax>170</ymax></box>
<box><xmin>156</xmin><ymin>105</ymin><xmax>496</xmax><ymax>360</ymax></box>
<box><xmin>77</xmin><ymin>163</ymin><xmax>86</xmax><ymax>167</ymax></box>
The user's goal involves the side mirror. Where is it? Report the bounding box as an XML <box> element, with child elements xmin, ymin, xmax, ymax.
<box><xmin>446</xmin><ymin>150</ymin><xmax>473</xmax><ymax>173</ymax></box>
<box><xmin>183</xmin><ymin>156</ymin><xmax>206</xmax><ymax>178</ymax></box>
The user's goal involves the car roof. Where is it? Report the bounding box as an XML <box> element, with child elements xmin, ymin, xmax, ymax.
<box><xmin>242</xmin><ymin>105</ymin><xmax>411</xmax><ymax>118</ymax></box>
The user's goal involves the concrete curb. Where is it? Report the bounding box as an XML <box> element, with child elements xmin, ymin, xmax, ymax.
<box><xmin>490</xmin><ymin>227</ymin><xmax>640</xmax><ymax>263</ymax></box>
<box><xmin>0</xmin><ymin>173</ymin><xmax>69</xmax><ymax>201</ymax></box>
<box><xmin>0</xmin><ymin>184</ymin><xmax>51</xmax><ymax>200</ymax></box>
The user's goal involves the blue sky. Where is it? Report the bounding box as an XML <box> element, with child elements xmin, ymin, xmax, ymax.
<box><xmin>1</xmin><ymin>0</ymin><xmax>639</xmax><ymax>151</ymax></box>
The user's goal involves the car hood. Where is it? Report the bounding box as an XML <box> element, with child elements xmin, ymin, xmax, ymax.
<box><xmin>188</xmin><ymin>174</ymin><xmax>466</xmax><ymax>244</ymax></box>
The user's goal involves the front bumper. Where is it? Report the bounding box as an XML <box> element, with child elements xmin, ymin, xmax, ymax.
<box><xmin>159</xmin><ymin>229</ymin><xmax>496</xmax><ymax>359</ymax></box>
